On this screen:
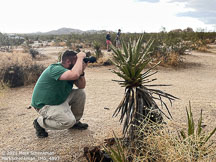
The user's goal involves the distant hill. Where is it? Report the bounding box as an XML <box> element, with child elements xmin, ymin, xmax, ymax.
<box><xmin>45</xmin><ymin>28</ymin><xmax>83</xmax><ymax>35</ymax></box>
<box><xmin>29</xmin><ymin>27</ymin><xmax>108</xmax><ymax>35</ymax></box>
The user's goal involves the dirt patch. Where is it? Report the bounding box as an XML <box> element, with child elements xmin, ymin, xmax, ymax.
<box><xmin>0</xmin><ymin>47</ymin><xmax>216</xmax><ymax>161</ymax></box>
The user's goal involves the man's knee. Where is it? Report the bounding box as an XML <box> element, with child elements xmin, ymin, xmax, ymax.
<box><xmin>41</xmin><ymin>114</ymin><xmax>76</xmax><ymax>130</ymax></box>
<box><xmin>69</xmin><ymin>89</ymin><xmax>86</xmax><ymax>104</ymax></box>
<box><xmin>77</xmin><ymin>89</ymin><xmax>86</xmax><ymax>100</ymax></box>
<box><xmin>60</xmin><ymin>118</ymin><xmax>76</xmax><ymax>128</ymax></box>
<box><xmin>55</xmin><ymin>117</ymin><xmax>76</xmax><ymax>129</ymax></box>
<box><xmin>73</xmin><ymin>89</ymin><xmax>86</xmax><ymax>107</ymax></box>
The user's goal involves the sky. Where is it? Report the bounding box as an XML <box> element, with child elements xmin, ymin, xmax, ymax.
<box><xmin>0</xmin><ymin>0</ymin><xmax>216</xmax><ymax>33</ymax></box>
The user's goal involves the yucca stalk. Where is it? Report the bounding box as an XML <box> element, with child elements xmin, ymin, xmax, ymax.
<box><xmin>111</xmin><ymin>35</ymin><xmax>178</xmax><ymax>139</ymax></box>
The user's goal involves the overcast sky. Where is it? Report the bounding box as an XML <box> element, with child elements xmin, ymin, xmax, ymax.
<box><xmin>0</xmin><ymin>0</ymin><xmax>215</xmax><ymax>33</ymax></box>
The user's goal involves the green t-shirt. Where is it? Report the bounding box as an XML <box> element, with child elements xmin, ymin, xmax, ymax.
<box><xmin>31</xmin><ymin>63</ymin><xmax>73</xmax><ymax>109</ymax></box>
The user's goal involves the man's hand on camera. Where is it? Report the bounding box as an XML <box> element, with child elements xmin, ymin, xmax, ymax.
<box><xmin>77</xmin><ymin>52</ymin><xmax>86</xmax><ymax>59</ymax></box>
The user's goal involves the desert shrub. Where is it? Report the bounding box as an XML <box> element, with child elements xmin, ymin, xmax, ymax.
<box><xmin>190</xmin><ymin>40</ymin><xmax>209</xmax><ymax>52</ymax></box>
<box><xmin>0</xmin><ymin>52</ymin><xmax>45</xmax><ymax>88</ymax></box>
<box><xmin>85</xmin><ymin>51</ymin><xmax>91</xmax><ymax>57</ymax></box>
<box><xmin>0</xmin><ymin>32</ymin><xmax>24</xmax><ymax>47</ymax></box>
<box><xmin>149</xmin><ymin>34</ymin><xmax>192</xmax><ymax>66</ymax></box>
<box><xmin>66</xmin><ymin>40</ymin><xmax>72</xmax><ymax>49</ymax></box>
<box><xmin>57</xmin><ymin>52</ymin><xmax>62</xmax><ymax>62</ymax></box>
<box><xmin>22</xmin><ymin>64</ymin><xmax>45</xmax><ymax>86</ymax></box>
<box><xmin>103</xmin><ymin>59</ymin><xmax>113</xmax><ymax>66</ymax></box>
<box><xmin>156</xmin><ymin>52</ymin><xmax>182</xmax><ymax>67</ymax></box>
<box><xmin>2</xmin><ymin>65</ymin><xmax>25</xmax><ymax>87</ymax></box>
<box><xmin>29</xmin><ymin>48</ymin><xmax>39</xmax><ymax>58</ymax></box>
<box><xmin>1</xmin><ymin>64</ymin><xmax>44</xmax><ymax>88</ymax></box>
<box><xmin>93</xmin><ymin>41</ymin><xmax>102</xmax><ymax>59</ymax></box>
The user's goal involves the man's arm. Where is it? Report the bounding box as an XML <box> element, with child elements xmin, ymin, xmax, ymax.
<box><xmin>59</xmin><ymin>52</ymin><xmax>86</xmax><ymax>80</ymax></box>
<box><xmin>74</xmin><ymin>75</ymin><xmax>86</xmax><ymax>89</ymax></box>
<box><xmin>74</xmin><ymin>62</ymin><xmax>87</xmax><ymax>89</ymax></box>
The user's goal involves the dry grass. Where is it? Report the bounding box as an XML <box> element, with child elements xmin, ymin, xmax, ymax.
<box><xmin>105</xmin><ymin>120</ymin><xmax>216</xmax><ymax>162</ymax></box>
<box><xmin>167</xmin><ymin>52</ymin><xmax>182</xmax><ymax>66</ymax></box>
<box><xmin>0</xmin><ymin>52</ymin><xmax>45</xmax><ymax>87</ymax></box>
<box><xmin>0</xmin><ymin>52</ymin><xmax>32</xmax><ymax>67</ymax></box>
<box><xmin>131</xmin><ymin>121</ymin><xmax>216</xmax><ymax>162</ymax></box>
<box><xmin>105</xmin><ymin>115</ymin><xmax>216</xmax><ymax>162</ymax></box>
<box><xmin>153</xmin><ymin>52</ymin><xmax>182</xmax><ymax>67</ymax></box>
<box><xmin>197</xmin><ymin>46</ymin><xmax>208</xmax><ymax>52</ymax></box>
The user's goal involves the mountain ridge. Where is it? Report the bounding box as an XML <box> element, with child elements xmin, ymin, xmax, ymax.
<box><xmin>29</xmin><ymin>27</ymin><xmax>108</xmax><ymax>35</ymax></box>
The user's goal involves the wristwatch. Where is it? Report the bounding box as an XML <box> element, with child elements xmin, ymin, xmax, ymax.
<box><xmin>80</xmin><ymin>72</ymin><xmax>85</xmax><ymax>77</ymax></box>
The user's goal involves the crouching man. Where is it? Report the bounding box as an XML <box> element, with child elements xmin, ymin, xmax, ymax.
<box><xmin>31</xmin><ymin>50</ymin><xmax>88</xmax><ymax>138</ymax></box>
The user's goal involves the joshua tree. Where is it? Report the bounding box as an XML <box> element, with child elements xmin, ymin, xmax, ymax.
<box><xmin>111</xmin><ymin>35</ymin><xmax>178</xmax><ymax>139</ymax></box>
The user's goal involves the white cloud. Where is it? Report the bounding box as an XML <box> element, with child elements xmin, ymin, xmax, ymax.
<box><xmin>135</xmin><ymin>0</ymin><xmax>160</xmax><ymax>3</ymax></box>
<box><xmin>0</xmin><ymin>0</ymin><xmax>215</xmax><ymax>33</ymax></box>
<box><xmin>168</xmin><ymin>0</ymin><xmax>216</xmax><ymax>25</ymax></box>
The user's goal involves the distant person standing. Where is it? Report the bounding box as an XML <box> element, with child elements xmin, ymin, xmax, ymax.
<box><xmin>106</xmin><ymin>32</ymin><xmax>112</xmax><ymax>52</ymax></box>
<box><xmin>115</xmin><ymin>29</ymin><xmax>121</xmax><ymax>48</ymax></box>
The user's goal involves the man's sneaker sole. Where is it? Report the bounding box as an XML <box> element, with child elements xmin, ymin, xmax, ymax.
<box><xmin>71</xmin><ymin>122</ymin><xmax>88</xmax><ymax>130</ymax></box>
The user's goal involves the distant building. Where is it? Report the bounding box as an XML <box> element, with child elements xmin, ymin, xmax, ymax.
<box><xmin>7</xmin><ymin>34</ymin><xmax>24</xmax><ymax>40</ymax></box>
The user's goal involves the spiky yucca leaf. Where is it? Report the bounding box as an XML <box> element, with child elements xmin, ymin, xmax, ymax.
<box><xmin>178</xmin><ymin>102</ymin><xmax>216</xmax><ymax>160</ymax></box>
<box><xmin>103</xmin><ymin>132</ymin><xmax>127</xmax><ymax>162</ymax></box>
<box><xmin>111</xmin><ymin>35</ymin><xmax>178</xmax><ymax>137</ymax></box>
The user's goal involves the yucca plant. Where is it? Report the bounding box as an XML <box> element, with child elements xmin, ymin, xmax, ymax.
<box><xmin>178</xmin><ymin>101</ymin><xmax>216</xmax><ymax>160</ymax></box>
<box><xmin>111</xmin><ymin>35</ymin><xmax>178</xmax><ymax>139</ymax></box>
<box><xmin>93</xmin><ymin>41</ymin><xmax>102</xmax><ymax>59</ymax></box>
<box><xmin>103</xmin><ymin>132</ymin><xmax>128</xmax><ymax>162</ymax></box>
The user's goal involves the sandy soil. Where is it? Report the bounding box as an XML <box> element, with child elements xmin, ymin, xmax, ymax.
<box><xmin>0</xmin><ymin>46</ymin><xmax>216</xmax><ymax>162</ymax></box>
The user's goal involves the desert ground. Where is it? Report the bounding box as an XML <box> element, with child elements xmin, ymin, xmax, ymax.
<box><xmin>0</xmin><ymin>46</ymin><xmax>216</xmax><ymax>161</ymax></box>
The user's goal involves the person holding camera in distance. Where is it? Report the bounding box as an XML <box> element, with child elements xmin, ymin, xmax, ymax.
<box><xmin>31</xmin><ymin>50</ymin><xmax>88</xmax><ymax>138</ymax></box>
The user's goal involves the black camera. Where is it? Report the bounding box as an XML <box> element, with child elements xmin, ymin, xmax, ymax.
<box><xmin>83</xmin><ymin>56</ymin><xmax>97</xmax><ymax>63</ymax></box>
